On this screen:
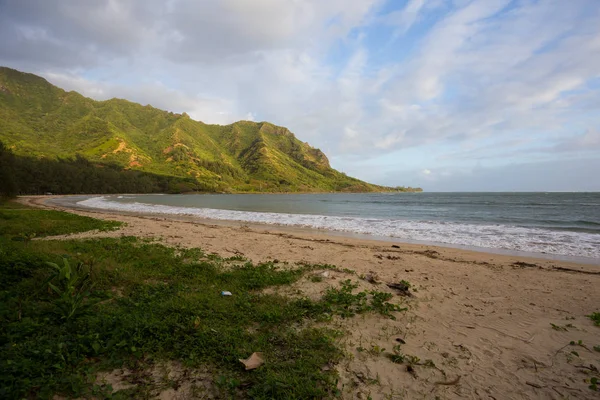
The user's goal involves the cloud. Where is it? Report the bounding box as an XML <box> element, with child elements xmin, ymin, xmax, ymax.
<box><xmin>1</xmin><ymin>0</ymin><xmax>599</xmax><ymax>190</ymax></box>
<box><xmin>426</xmin><ymin>157</ymin><xmax>600</xmax><ymax>192</ymax></box>
<box><xmin>382</xmin><ymin>0</ymin><xmax>427</xmax><ymax>37</ymax></box>
<box><xmin>552</xmin><ymin>129</ymin><xmax>600</xmax><ymax>152</ymax></box>
<box><xmin>41</xmin><ymin>71</ymin><xmax>244</xmax><ymax>124</ymax></box>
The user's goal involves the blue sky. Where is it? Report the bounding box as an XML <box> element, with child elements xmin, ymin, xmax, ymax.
<box><xmin>1</xmin><ymin>0</ymin><xmax>599</xmax><ymax>191</ymax></box>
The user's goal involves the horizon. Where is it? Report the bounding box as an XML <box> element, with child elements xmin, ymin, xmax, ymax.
<box><xmin>1</xmin><ymin>0</ymin><xmax>599</xmax><ymax>191</ymax></box>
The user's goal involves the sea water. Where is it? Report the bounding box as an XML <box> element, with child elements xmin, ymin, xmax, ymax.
<box><xmin>76</xmin><ymin>192</ymin><xmax>600</xmax><ymax>260</ymax></box>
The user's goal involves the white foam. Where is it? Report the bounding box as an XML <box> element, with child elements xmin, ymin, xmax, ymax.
<box><xmin>78</xmin><ymin>196</ymin><xmax>600</xmax><ymax>259</ymax></box>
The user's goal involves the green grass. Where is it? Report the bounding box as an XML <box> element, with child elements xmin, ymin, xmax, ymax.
<box><xmin>0</xmin><ymin>201</ymin><xmax>122</xmax><ymax>237</ymax></box>
<box><xmin>589</xmin><ymin>312</ymin><xmax>600</xmax><ymax>327</ymax></box>
<box><xmin>0</xmin><ymin>205</ymin><xmax>406</xmax><ymax>399</ymax></box>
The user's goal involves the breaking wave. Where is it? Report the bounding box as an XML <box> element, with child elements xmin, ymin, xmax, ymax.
<box><xmin>78</xmin><ymin>196</ymin><xmax>600</xmax><ymax>259</ymax></box>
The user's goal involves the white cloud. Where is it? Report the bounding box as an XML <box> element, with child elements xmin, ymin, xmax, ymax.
<box><xmin>1</xmin><ymin>0</ymin><xmax>600</xmax><ymax>190</ymax></box>
<box><xmin>383</xmin><ymin>0</ymin><xmax>427</xmax><ymax>36</ymax></box>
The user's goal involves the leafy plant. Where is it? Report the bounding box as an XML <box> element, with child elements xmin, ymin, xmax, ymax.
<box><xmin>367</xmin><ymin>345</ymin><xmax>386</xmax><ymax>356</ymax></box>
<box><xmin>44</xmin><ymin>258</ymin><xmax>98</xmax><ymax>321</ymax></box>
<box><xmin>588</xmin><ymin>312</ymin><xmax>600</xmax><ymax>326</ymax></box>
<box><xmin>387</xmin><ymin>345</ymin><xmax>405</xmax><ymax>364</ymax></box>
<box><xmin>11</xmin><ymin>232</ymin><xmax>36</xmax><ymax>246</ymax></box>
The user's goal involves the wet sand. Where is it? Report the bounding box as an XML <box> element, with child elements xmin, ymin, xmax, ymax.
<box><xmin>19</xmin><ymin>195</ymin><xmax>600</xmax><ymax>399</ymax></box>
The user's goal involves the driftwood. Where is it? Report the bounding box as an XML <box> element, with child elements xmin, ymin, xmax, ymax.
<box><xmin>386</xmin><ymin>282</ymin><xmax>413</xmax><ymax>296</ymax></box>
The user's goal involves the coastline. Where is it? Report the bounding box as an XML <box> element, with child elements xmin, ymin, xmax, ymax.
<box><xmin>38</xmin><ymin>194</ymin><xmax>600</xmax><ymax>266</ymax></box>
<box><xmin>16</xmin><ymin>194</ymin><xmax>600</xmax><ymax>399</ymax></box>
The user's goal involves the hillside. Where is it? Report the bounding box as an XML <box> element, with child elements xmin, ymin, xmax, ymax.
<box><xmin>0</xmin><ymin>67</ymin><xmax>419</xmax><ymax>193</ymax></box>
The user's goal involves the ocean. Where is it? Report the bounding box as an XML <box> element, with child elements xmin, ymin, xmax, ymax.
<box><xmin>75</xmin><ymin>192</ymin><xmax>600</xmax><ymax>261</ymax></box>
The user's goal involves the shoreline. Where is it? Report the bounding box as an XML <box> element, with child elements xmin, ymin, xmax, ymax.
<box><xmin>15</xmin><ymin>195</ymin><xmax>600</xmax><ymax>399</ymax></box>
<box><xmin>34</xmin><ymin>194</ymin><xmax>600</xmax><ymax>266</ymax></box>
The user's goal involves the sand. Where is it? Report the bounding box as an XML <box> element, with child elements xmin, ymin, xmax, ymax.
<box><xmin>19</xmin><ymin>196</ymin><xmax>600</xmax><ymax>399</ymax></box>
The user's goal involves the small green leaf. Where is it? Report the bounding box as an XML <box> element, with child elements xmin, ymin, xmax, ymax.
<box><xmin>48</xmin><ymin>282</ymin><xmax>61</xmax><ymax>294</ymax></box>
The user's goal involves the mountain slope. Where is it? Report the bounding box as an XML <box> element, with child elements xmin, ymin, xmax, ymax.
<box><xmin>0</xmin><ymin>67</ymin><xmax>418</xmax><ymax>192</ymax></box>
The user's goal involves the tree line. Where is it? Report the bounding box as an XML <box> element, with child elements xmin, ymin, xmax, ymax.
<box><xmin>0</xmin><ymin>141</ymin><xmax>216</xmax><ymax>198</ymax></box>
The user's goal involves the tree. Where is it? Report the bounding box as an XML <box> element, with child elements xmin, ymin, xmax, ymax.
<box><xmin>0</xmin><ymin>141</ymin><xmax>18</xmax><ymax>197</ymax></box>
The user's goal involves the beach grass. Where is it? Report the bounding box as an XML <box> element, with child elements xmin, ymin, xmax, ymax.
<box><xmin>0</xmin><ymin>200</ymin><xmax>122</xmax><ymax>237</ymax></box>
<box><xmin>0</xmin><ymin>201</ymin><xmax>405</xmax><ymax>399</ymax></box>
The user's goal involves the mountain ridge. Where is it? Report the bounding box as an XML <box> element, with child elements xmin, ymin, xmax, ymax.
<box><xmin>0</xmin><ymin>66</ymin><xmax>421</xmax><ymax>193</ymax></box>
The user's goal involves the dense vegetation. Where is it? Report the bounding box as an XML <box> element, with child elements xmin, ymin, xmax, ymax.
<box><xmin>0</xmin><ymin>201</ymin><xmax>407</xmax><ymax>399</ymax></box>
<box><xmin>0</xmin><ymin>66</ymin><xmax>421</xmax><ymax>194</ymax></box>
<box><xmin>0</xmin><ymin>141</ymin><xmax>214</xmax><ymax>196</ymax></box>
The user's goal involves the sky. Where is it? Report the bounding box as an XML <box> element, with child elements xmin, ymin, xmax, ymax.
<box><xmin>1</xmin><ymin>0</ymin><xmax>599</xmax><ymax>191</ymax></box>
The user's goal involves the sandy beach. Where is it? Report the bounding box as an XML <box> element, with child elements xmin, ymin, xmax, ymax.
<box><xmin>19</xmin><ymin>195</ymin><xmax>600</xmax><ymax>399</ymax></box>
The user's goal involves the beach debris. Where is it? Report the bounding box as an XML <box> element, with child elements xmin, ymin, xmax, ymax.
<box><xmin>574</xmin><ymin>364</ymin><xmax>599</xmax><ymax>373</ymax></box>
<box><xmin>435</xmin><ymin>376</ymin><xmax>461</xmax><ymax>386</ymax></box>
<box><xmin>353</xmin><ymin>371</ymin><xmax>367</xmax><ymax>383</ymax></box>
<box><xmin>395</xmin><ymin>337</ymin><xmax>406</xmax><ymax>344</ymax></box>
<box><xmin>525</xmin><ymin>381</ymin><xmax>545</xmax><ymax>389</ymax></box>
<box><xmin>239</xmin><ymin>352</ymin><xmax>264</xmax><ymax>370</ymax></box>
<box><xmin>512</xmin><ymin>261</ymin><xmax>539</xmax><ymax>269</ymax></box>
<box><xmin>391</xmin><ymin>245</ymin><xmax>400</xmax><ymax>249</ymax></box>
<box><xmin>363</xmin><ymin>271</ymin><xmax>380</xmax><ymax>284</ymax></box>
<box><xmin>552</xmin><ymin>266</ymin><xmax>600</xmax><ymax>275</ymax></box>
<box><xmin>387</xmin><ymin>281</ymin><xmax>413</xmax><ymax>296</ymax></box>
<box><xmin>221</xmin><ymin>291</ymin><xmax>232</xmax><ymax>296</ymax></box>
<box><xmin>419</xmin><ymin>249</ymin><xmax>440</xmax><ymax>259</ymax></box>
<box><xmin>406</xmin><ymin>365</ymin><xmax>417</xmax><ymax>378</ymax></box>
<box><xmin>320</xmin><ymin>271</ymin><xmax>330</xmax><ymax>278</ymax></box>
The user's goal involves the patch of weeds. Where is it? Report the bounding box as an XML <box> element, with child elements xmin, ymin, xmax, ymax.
<box><xmin>569</xmin><ymin>340</ymin><xmax>592</xmax><ymax>354</ymax></box>
<box><xmin>588</xmin><ymin>312</ymin><xmax>600</xmax><ymax>327</ymax></box>
<box><xmin>367</xmin><ymin>345</ymin><xmax>386</xmax><ymax>357</ymax></box>
<box><xmin>594</xmin><ymin>345</ymin><xmax>600</xmax><ymax>352</ymax></box>
<box><xmin>589</xmin><ymin>377</ymin><xmax>599</xmax><ymax>392</ymax></box>
<box><xmin>322</xmin><ymin>280</ymin><xmax>407</xmax><ymax>319</ymax></box>
<box><xmin>223</xmin><ymin>255</ymin><xmax>247</xmax><ymax>262</ymax></box>
<box><xmin>370</xmin><ymin>291</ymin><xmax>407</xmax><ymax>319</ymax></box>
<box><xmin>206</xmin><ymin>253</ymin><xmax>223</xmax><ymax>261</ymax></box>
<box><xmin>405</xmin><ymin>355</ymin><xmax>421</xmax><ymax>365</ymax></box>
<box><xmin>0</xmin><ymin>202</ymin><xmax>122</xmax><ymax>237</ymax></box>
<box><xmin>323</xmin><ymin>280</ymin><xmax>369</xmax><ymax>318</ymax></box>
<box><xmin>0</xmin><ymin>211</ymin><xmax>372</xmax><ymax>400</ymax></box>
<box><xmin>11</xmin><ymin>232</ymin><xmax>36</xmax><ymax>246</ymax></box>
<box><xmin>387</xmin><ymin>345</ymin><xmax>405</xmax><ymax>364</ymax></box>
<box><xmin>215</xmin><ymin>374</ymin><xmax>242</xmax><ymax>397</ymax></box>
<box><xmin>310</xmin><ymin>275</ymin><xmax>324</xmax><ymax>283</ymax></box>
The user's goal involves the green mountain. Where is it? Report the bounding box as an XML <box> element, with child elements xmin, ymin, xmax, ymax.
<box><xmin>0</xmin><ymin>66</ymin><xmax>419</xmax><ymax>193</ymax></box>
